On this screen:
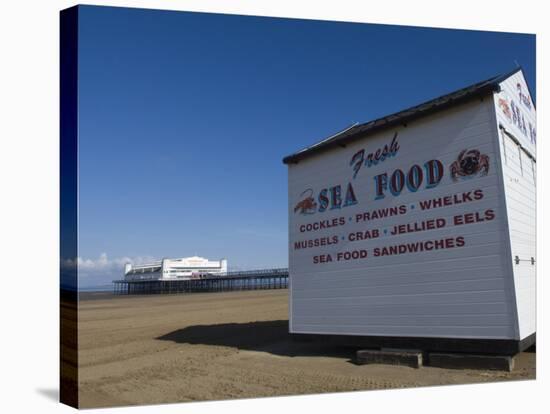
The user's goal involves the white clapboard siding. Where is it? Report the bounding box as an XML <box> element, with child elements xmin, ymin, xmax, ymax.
<box><xmin>288</xmin><ymin>97</ymin><xmax>520</xmax><ymax>340</ymax></box>
<box><xmin>288</xmin><ymin>70</ymin><xmax>536</xmax><ymax>342</ymax></box>
<box><xmin>492</xmin><ymin>69</ymin><xmax>536</xmax><ymax>340</ymax></box>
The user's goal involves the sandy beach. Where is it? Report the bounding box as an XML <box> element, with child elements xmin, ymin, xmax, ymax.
<box><xmin>77</xmin><ymin>289</ymin><xmax>535</xmax><ymax>408</ymax></box>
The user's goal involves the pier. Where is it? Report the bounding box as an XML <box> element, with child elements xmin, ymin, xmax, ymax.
<box><xmin>113</xmin><ymin>268</ymin><xmax>289</xmax><ymax>295</ymax></box>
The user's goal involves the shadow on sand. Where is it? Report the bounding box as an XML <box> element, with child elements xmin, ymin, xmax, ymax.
<box><xmin>156</xmin><ymin>320</ymin><xmax>353</xmax><ymax>359</ymax></box>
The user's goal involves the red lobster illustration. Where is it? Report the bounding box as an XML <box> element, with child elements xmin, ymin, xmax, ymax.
<box><xmin>498</xmin><ymin>98</ymin><xmax>512</xmax><ymax>121</ymax></box>
<box><xmin>294</xmin><ymin>189</ymin><xmax>317</xmax><ymax>215</ymax></box>
<box><xmin>450</xmin><ymin>149</ymin><xmax>489</xmax><ymax>182</ymax></box>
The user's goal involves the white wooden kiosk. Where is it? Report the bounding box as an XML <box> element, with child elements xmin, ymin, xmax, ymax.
<box><xmin>283</xmin><ymin>68</ymin><xmax>535</xmax><ymax>356</ymax></box>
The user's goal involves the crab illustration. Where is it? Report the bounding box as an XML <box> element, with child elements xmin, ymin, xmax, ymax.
<box><xmin>294</xmin><ymin>189</ymin><xmax>317</xmax><ymax>215</ymax></box>
<box><xmin>498</xmin><ymin>97</ymin><xmax>512</xmax><ymax>121</ymax></box>
<box><xmin>450</xmin><ymin>149</ymin><xmax>490</xmax><ymax>182</ymax></box>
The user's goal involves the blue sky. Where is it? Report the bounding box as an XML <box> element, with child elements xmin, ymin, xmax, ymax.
<box><xmin>76</xmin><ymin>5</ymin><xmax>535</xmax><ymax>286</ymax></box>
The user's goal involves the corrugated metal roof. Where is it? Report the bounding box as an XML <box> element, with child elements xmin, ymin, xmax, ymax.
<box><xmin>282</xmin><ymin>68</ymin><xmax>521</xmax><ymax>164</ymax></box>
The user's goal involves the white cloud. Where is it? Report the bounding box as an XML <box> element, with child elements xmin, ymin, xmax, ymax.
<box><xmin>62</xmin><ymin>253</ymin><xmax>156</xmax><ymax>287</ymax></box>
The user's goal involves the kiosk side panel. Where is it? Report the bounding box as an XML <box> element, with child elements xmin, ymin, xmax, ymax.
<box><xmin>493</xmin><ymin>70</ymin><xmax>536</xmax><ymax>340</ymax></box>
<box><xmin>288</xmin><ymin>98</ymin><xmax>516</xmax><ymax>340</ymax></box>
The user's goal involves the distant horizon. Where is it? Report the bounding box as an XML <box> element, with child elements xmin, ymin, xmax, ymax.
<box><xmin>75</xmin><ymin>5</ymin><xmax>535</xmax><ymax>287</ymax></box>
<box><xmin>66</xmin><ymin>252</ymin><xmax>284</xmax><ymax>291</ymax></box>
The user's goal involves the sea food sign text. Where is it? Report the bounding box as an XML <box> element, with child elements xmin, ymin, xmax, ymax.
<box><xmin>292</xmin><ymin>131</ymin><xmax>493</xmax><ymax>265</ymax></box>
<box><xmin>294</xmin><ymin>132</ymin><xmax>488</xmax><ymax>215</ymax></box>
<box><xmin>497</xmin><ymin>79</ymin><xmax>536</xmax><ymax>145</ymax></box>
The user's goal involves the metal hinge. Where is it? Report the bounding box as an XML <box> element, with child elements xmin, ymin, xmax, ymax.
<box><xmin>515</xmin><ymin>256</ymin><xmax>535</xmax><ymax>265</ymax></box>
